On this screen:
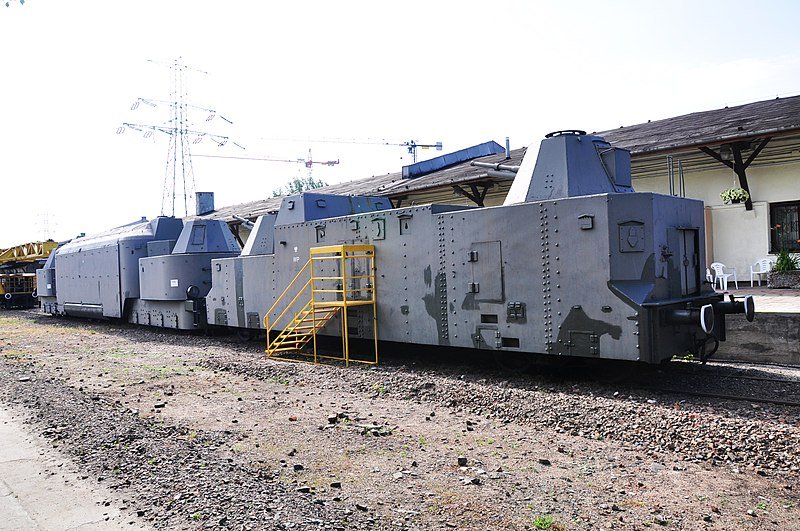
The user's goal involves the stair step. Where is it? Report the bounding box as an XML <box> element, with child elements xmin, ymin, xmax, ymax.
<box><xmin>274</xmin><ymin>341</ymin><xmax>311</xmax><ymax>348</ymax></box>
<box><xmin>295</xmin><ymin>320</ymin><xmax>334</xmax><ymax>326</ymax></box>
<box><xmin>274</xmin><ymin>338</ymin><xmax>313</xmax><ymax>345</ymax></box>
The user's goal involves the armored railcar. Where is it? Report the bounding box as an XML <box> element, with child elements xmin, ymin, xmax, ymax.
<box><xmin>39</xmin><ymin>131</ymin><xmax>753</xmax><ymax>364</ymax></box>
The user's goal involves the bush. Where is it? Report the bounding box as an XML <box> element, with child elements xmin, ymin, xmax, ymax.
<box><xmin>774</xmin><ymin>249</ymin><xmax>799</xmax><ymax>272</ymax></box>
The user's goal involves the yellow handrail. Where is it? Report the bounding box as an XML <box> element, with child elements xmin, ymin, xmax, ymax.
<box><xmin>265</xmin><ymin>260</ymin><xmax>310</xmax><ymax>320</ymax></box>
<box><xmin>265</xmin><ymin>244</ymin><xmax>378</xmax><ymax>365</ymax></box>
<box><xmin>264</xmin><ymin>277</ymin><xmax>311</xmax><ymax>334</ymax></box>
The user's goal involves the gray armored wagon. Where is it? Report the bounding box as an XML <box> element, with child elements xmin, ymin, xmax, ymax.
<box><xmin>37</xmin><ymin>217</ymin><xmax>183</xmax><ymax>318</ymax></box>
<box><xmin>206</xmin><ymin>131</ymin><xmax>753</xmax><ymax>364</ymax></box>
<box><xmin>39</xmin><ymin>217</ymin><xmax>239</xmax><ymax>329</ymax></box>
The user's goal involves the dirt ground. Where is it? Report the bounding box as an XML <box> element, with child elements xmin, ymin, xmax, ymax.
<box><xmin>0</xmin><ymin>311</ymin><xmax>798</xmax><ymax>530</ymax></box>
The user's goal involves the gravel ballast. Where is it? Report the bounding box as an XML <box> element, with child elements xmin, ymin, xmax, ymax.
<box><xmin>1</xmin><ymin>311</ymin><xmax>798</xmax><ymax>530</ymax></box>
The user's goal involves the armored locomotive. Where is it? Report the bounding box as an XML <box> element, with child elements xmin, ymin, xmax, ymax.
<box><xmin>39</xmin><ymin>131</ymin><xmax>754</xmax><ymax>364</ymax></box>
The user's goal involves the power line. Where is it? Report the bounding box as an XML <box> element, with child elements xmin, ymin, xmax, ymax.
<box><xmin>116</xmin><ymin>57</ymin><xmax>241</xmax><ymax>218</ymax></box>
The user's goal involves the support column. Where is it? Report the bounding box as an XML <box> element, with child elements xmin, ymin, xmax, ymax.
<box><xmin>698</xmin><ymin>137</ymin><xmax>771</xmax><ymax>212</ymax></box>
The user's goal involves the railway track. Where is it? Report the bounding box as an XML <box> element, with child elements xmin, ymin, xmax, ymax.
<box><xmin>645</xmin><ymin>386</ymin><xmax>800</xmax><ymax>408</ymax></box>
<box><xmin>632</xmin><ymin>363</ymin><xmax>800</xmax><ymax>408</ymax></box>
<box><xmin>12</xmin><ymin>309</ymin><xmax>800</xmax><ymax>408</ymax></box>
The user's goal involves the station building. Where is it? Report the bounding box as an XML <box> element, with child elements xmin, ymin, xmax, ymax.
<box><xmin>600</xmin><ymin>96</ymin><xmax>800</xmax><ymax>279</ymax></box>
<box><xmin>200</xmin><ymin>95</ymin><xmax>800</xmax><ymax>283</ymax></box>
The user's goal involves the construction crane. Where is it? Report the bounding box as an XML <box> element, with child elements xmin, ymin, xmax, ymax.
<box><xmin>0</xmin><ymin>241</ymin><xmax>57</xmax><ymax>269</ymax></box>
<box><xmin>260</xmin><ymin>137</ymin><xmax>443</xmax><ymax>163</ymax></box>
<box><xmin>194</xmin><ymin>147</ymin><xmax>339</xmax><ymax>179</ymax></box>
<box><xmin>0</xmin><ymin>240</ymin><xmax>57</xmax><ymax>309</ymax></box>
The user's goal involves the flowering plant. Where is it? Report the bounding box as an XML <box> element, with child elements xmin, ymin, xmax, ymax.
<box><xmin>720</xmin><ymin>187</ymin><xmax>750</xmax><ymax>204</ymax></box>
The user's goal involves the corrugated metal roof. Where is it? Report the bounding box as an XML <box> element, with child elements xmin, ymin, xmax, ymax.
<box><xmin>596</xmin><ymin>94</ymin><xmax>800</xmax><ymax>154</ymax></box>
<box><xmin>401</xmin><ymin>141</ymin><xmax>505</xmax><ymax>178</ymax></box>
<box><xmin>380</xmin><ymin>147</ymin><xmax>525</xmax><ymax>196</ymax></box>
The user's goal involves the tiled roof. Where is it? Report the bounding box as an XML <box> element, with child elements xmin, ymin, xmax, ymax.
<box><xmin>597</xmin><ymin>94</ymin><xmax>800</xmax><ymax>154</ymax></box>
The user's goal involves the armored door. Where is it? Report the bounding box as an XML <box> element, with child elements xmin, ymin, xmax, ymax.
<box><xmin>679</xmin><ymin>229</ymin><xmax>700</xmax><ymax>295</ymax></box>
<box><xmin>468</xmin><ymin>241</ymin><xmax>504</xmax><ymax>302</ymax></box>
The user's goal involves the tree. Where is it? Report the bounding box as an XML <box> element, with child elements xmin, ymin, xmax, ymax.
<box><xmin>272</xmin><ymin>175</ymin><xmax>327</xmax><ymax>197</ymax></box>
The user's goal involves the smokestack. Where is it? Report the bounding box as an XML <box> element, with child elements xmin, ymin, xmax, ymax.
<box><xmin>196</xmin><ymin>192</ymin><xmax>215</xmax><ymax>216</ymax></box>
<box><xmin>505</xmin><ymin>137</ymin><xmax>510</xmax><ymax>159</ymax></box>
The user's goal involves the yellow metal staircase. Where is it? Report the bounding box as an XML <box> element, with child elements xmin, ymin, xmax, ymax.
<box><xmin>264</xmin><ymin>244</ymin><xmax>378</xmax><ymax>365</ymax></box>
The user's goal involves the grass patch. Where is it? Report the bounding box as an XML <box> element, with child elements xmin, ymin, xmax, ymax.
<box><xmin>532</xmin><ymin>515</ymin><xmax>555</xmax><ymax>529</ymax></box>
<box><xmin>138</xmin><ymin>363</ymin><xmax>200</xmax><ymax>378</ymax></box>
<box><xmin>106</xmin><ymin>347</ymin><xmax>135</xmax><ymax>358</ymax></box>
<box><xmin>267</xmin><ymin>375</ymin><xmax>290</xmax><ymax>386</ymax></box>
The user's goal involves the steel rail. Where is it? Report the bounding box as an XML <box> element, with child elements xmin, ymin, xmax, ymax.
<box><xmin>644</xmin><ymin>386</ymin><xmax>800</xmax><ymax>407</ymax></box>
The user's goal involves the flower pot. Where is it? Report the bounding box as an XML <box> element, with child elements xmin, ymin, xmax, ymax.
<box><xmin>768</xmin><ymin>270</ymin><xmax>800</xmax><ymax>289</ymax></box>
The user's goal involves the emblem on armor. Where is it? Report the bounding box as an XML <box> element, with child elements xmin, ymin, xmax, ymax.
<box><xmin>618</xmin><ymin>221</ymin><xmax>645</xmax><ymax>252</ymax></box>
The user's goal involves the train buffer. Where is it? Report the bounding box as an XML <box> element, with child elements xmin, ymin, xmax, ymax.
<box><xmin>264</xmin><ymin>244</ymin><xmax>378</xmax><ymax>366</ymax></box>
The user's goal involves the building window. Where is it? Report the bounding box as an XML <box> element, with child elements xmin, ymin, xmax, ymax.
<box><xmin>770</xmin><ymin>201</ymin><xmax>800</xmax><ymax>253</ymax></box>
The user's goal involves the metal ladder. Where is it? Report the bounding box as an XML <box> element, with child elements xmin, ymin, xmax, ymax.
<box><xmin>264</xmin><ymin>244</ymin><xmax>378</xmax><ymax>366</ymax></box>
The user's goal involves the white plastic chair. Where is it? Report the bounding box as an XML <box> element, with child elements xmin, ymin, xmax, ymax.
<box><xmin>749</xmin><ymin>258</ymin><xmax>774</xmax><ymax>287</ymax></box>
<box><xmin>710</xmin><ymin>262</ymin><xmax>738</xmax><ymax>291</ymax></box>
<box><xmin>705</xmin><ymin>268</ymin><xmax>714</xmax><ymax>284</ymax></box>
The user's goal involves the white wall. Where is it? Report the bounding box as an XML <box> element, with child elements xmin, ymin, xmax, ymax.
<box><xmin>634</xmin><ymin>160</ymin><xmax>800</xmax><ymax>284</ymax></box>
<box><xmin>708</xmin><ymin>202</ymin><xmax>770</xmax><ymax>280</ymax></box>
<box><xmin>635</xmin><ymin>161</ymin><xmax>800</xmax><ymax>207</ymax></box>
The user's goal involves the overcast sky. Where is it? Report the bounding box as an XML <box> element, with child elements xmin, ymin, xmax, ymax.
<box><xmin>3</xmin><ymin>0</ymin><xmax>800</xmax><ymax>247</ymax></box>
